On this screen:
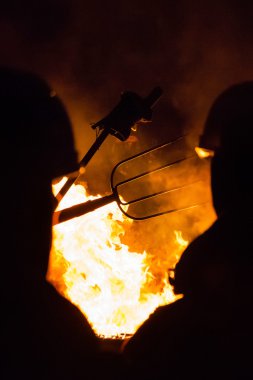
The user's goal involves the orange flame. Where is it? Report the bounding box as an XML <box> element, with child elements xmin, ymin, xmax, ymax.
<box><xmin>195</xmin><ymin>146</ymin><xmax>215</xmax><ymax>159</ymax></box>
<box><xmin>47</xmin><ymin>178</ymin><xmax>188</xmax><ymax>339</ymax></box>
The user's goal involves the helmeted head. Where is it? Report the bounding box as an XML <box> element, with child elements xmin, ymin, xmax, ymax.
<box><xmin>1</xmin><ymin>67</ymin><xmax>79</xmax><ymax>285</ymax></box>
<box><xmin>171</xmin><ymin>82</ymin><xmax>253</xmax><ymax>298</ymax></box>
<box><xmin>1</xmin><ymin>66</ymin><xmax>78</xmax><ymax>179</ymax></box>
<box><xmin>196</xmin><ymin>81</ymin><xmax>253</xmax><ymax>216</ymax></box>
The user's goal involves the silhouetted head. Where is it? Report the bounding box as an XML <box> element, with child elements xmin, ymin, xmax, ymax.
<box><xmin>1</xmin><ymin>66</ymin><xmax>78</xmax><ymax>179</ymax></box>
<box><xmin>197</xmin><ymin>81</ymin><xmax>253</xmax><ymax>216</ymax></box>
<box><xmin>1</xmin><ymin>67</ymin><xmax>78</xmax><ymax>287</ymax></box>
<box><xmin>172</xmin><ymin>82</ymin><xmax>253</xmax><ymax>298</ymax></box>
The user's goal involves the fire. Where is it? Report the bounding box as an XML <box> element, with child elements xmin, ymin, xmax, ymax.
<box><xmin>174</xmin><ymin>230</ymin><xmax>188</xmax><ymax>249</ymax></box>
<box><xmin>195</xmin><ymin>146</ymin><xmax>215</xmax><ymax>159</ymax></box>
<box><xmin>47</xmin><ymin>178</ymin><xmax>188</xmax><ymax>339</ymax></box>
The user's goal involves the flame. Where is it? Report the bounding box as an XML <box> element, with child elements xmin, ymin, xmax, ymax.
<box><xmin>195</xmin><ymin>146</ymin><xmax>215</xmax><ymax>159</ymax></box>
<box><xmin>47</xmin><ymin>178</ymin><xmax>189</xmax><ymax>339</ymax></box>
<box><xmin>174</xmin><ymin>230</ymin><xmax>188</xmax><ymax>249</ymax></box>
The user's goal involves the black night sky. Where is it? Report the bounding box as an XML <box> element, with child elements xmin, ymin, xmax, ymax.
<box><xmin>1</xmin><ymin>0</ymin><xmax>253</xmax><ymax>194</ymax></box>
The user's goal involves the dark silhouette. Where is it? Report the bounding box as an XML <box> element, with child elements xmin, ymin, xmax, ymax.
<box><xmin>1</xmin><ymin>67</ymin><xmax>100</xmax><ymax>380</ymax></box>
<box><xmin>122</xmin><ymin>82</ymin><xmax>253</xmax><ymax>379</ymax></box>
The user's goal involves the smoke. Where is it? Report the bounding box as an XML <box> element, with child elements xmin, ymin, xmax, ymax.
<box><xmin>1</xmin><ymin>0</ymin><xmax>252</xmax><ymax>257</ymax></box>
<box><xmin>2</xmin><ymin>2</ymin><xmax>253</xmax><ymax>144</ymax></box>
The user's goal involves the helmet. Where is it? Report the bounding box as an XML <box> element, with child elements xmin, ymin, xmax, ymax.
<box><xmin>197</xmin><ymin>81</ymin><xmax>253</xmax><ymax>215</ymax></box>
<box><xmin>0</xmin><ymin>66</ymin><xmax>78</xmax><ymax>179</ymax></box>
<box><xmin>172</xmin><ymin>82</ymin><xmax>253</xmax><ymax>296</ymax></box>
<box><xmin>197</xmin><ymin>81</ymin><xmax>253</xmax><ymax>155</ymax></box>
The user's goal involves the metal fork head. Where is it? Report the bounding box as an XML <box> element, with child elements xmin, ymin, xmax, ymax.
<box><xmin>111</xmin><ymin>135</ymin><xmax>212</xmax><ymax>220</ymax></box>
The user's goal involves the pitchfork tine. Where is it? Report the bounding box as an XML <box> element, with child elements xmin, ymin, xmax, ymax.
<box><xmin>112</xmin><ymin>135</ymin><xmax>186</xmax><ymax>172</ymax></box>
<box><xmin>112</xmin><ymin>155</ymin><xmax>194</xmax><ymax>189</ymax></box>
<box><xmin>118</xmin><ymin>203</ymin><xmax>206</xmax><ymax>221</ymax></box>
<box><xmin>118</xmin><ymin>180</ymin><xmax>203</xmax><ymax>206</ymax></box>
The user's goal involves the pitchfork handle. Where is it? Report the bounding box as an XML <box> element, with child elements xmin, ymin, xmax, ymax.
<box><xmin>53</xmin><ymin>193</ymin><xmax>116</xmax><ymax>226</ymax></box>
<box><xmin>55</xmin><ymin>128</ymin><xmax>110</xmax><ymax>202</ymax></box>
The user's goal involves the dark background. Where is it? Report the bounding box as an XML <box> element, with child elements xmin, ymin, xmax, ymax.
<box><xmin>1</xmin><ymin>0</ymin><xmax>253</xmax><ymax>196</ymax></box>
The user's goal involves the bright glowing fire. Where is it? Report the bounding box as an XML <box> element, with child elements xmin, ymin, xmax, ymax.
<box><xmin>195</xmin><ymin>146</ymin><xmax>215</xmax><ymax>159</ymax></box>
<box><xmin>47</xmin><ymin>178</ymin><xmax>188</xmax><ymax>339</ymax></box>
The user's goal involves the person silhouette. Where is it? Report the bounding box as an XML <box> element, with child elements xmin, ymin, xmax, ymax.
<box><xmin>0</xmin><ymin>67</ymin><xmax>100</xmax><ymax>380</ymax></box>
<box><xmin>122</xmin><ymin>82</ymin><xmax>253</xmax><ymax>380</ymax></box>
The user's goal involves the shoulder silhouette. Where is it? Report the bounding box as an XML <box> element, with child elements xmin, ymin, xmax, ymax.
<box><xmin>122</xmin><ymin>82</ymin><xmax>253</xmax><ymax>380</ymax></box>
<box><xmin>1</xmin><ymin>67</ymin><xmax>101</xmax><ymax>380</ymax></box>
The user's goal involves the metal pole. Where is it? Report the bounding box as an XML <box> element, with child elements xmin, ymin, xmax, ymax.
<box><xmin>55</xmin><ymin>128</ymin><xmax>110</xmax><ymax>202</ymax></box>
<box><xmin>53</xmin><ymin>193</ymin><xmax>116</xmax><ymax>225</ymax></box>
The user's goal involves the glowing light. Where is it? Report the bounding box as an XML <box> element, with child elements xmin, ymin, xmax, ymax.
<box><xmin>48</xmin><ymin>178</ymin><xmax>188</xmax><ymax>339</ymax></box>
<box><xmin>174</xmin><ymin>230</ymin><xmax>188</xmax><ymax>248</ymax></box>
<box><xmin>195</xmin><ymin>147</ymin><xmax>215</xmax><ymax>159</ymax></box>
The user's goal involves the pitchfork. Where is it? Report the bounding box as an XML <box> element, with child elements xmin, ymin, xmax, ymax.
<box><xmin>52</xmin><ymin>135</ymin><xmax>210</xmax><ymax>225</ymax></box>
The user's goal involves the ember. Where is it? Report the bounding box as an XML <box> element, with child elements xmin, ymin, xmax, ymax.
<box><xmin>47</xmin><ymin>178</ymin><xmax>188</xmax><ymax>338</ymax></box>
